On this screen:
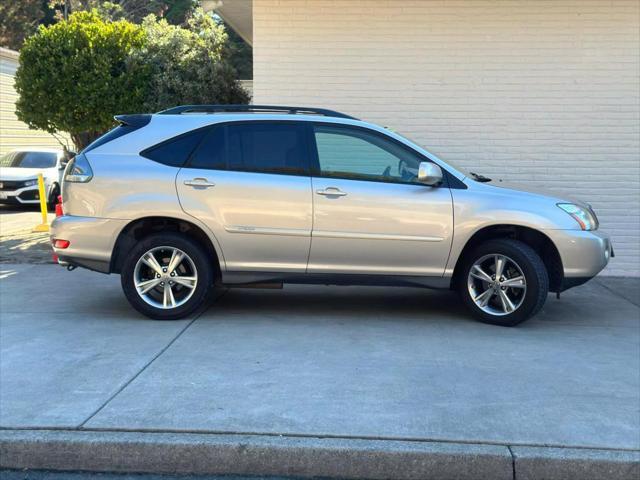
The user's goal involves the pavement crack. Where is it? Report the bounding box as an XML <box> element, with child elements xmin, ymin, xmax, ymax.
<box><xmin>507</xmin><ymin>445</ymin><xmax>516</xmax><ymax>480</ymax></box>
<box><xmin>76</xmin><ymin>313</ymin><xmax>201</xmax><ymax>428</ymax></box>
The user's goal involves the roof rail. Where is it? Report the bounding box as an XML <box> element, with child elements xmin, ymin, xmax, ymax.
<box><xmin>157</xmin><ymin>104</ymin><xmax>358</xmax><ymax>120</ymax></box>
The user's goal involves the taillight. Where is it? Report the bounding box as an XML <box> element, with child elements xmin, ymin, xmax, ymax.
<box><xmin>53</xmin><ymin>239</ymin><xmax>70</xmax><ymax>249</ymax></box>
<box><xmin>64</xmin><ymin>153</ymin><xmax>93</xmax><ymax>183</ymax></box>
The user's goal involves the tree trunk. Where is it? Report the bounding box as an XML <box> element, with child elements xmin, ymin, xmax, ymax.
<box><xmin>71</xmin><ymin>130</ymin><xmax>104</xmax><ymax>152</ymax></box>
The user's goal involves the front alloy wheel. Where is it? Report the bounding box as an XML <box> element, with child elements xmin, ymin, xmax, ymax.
<box><xmin>467</xmin><ymin>254</ymin><xmax>527</xmax><ymax>316</ymax></box>
<box><xmin>460</xmin><ymin>239</ymin><xmax>549</xmax><ymax>326</ymax></box>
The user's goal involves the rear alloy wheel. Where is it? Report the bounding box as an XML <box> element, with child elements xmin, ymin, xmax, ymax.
<box><xmin>121</xmin><ymin>233</ymin><xmax>213</xmax><ymax>320</ymax></box>
<box><xmin>460</xmin><ymin>239</ymin><xmax>548</xmax><ymax>326</ymax></box>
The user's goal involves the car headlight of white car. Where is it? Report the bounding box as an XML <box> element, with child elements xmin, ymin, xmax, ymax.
<box><xmin>22</xmin><ymin>179</ymin><xmax>38</xmax><ymax>188</ymax></box>
<box><xmin>557</xmin><ymin>203</ymin><xmax>599</xmax><ymax>231</ymax></box>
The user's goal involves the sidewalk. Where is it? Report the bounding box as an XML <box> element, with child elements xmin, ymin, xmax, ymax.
<box><xmin>1</xmin><ymin>264</ymin><xmax>639</xmax><ymax>479</ymax></box>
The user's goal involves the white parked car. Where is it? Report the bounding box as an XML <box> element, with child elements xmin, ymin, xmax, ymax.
<box><xmin>0</xmin><ymin>148</ymin><xmax>68</xmax><ymax>209</ymax></box>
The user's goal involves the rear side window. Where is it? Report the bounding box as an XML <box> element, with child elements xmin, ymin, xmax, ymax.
<box><xmin>141</xmin><ymin>129</ymin><xmax>208</xmax><ymax>167</ymax></box>
<box><xmin>187</xmin><ymin>122</ymin><xmax>308</xmax><ymax>175</ymax></box>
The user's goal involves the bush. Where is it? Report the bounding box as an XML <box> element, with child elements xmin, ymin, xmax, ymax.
<box><xmin>15</xmin><ymin>11</ymin><xmax>147</xmax><ymax>150</ymax></box>
<box><xmin>15</xmin><ymin>8</ymin><xmax>249</xmax><ymax>151</ymax></box>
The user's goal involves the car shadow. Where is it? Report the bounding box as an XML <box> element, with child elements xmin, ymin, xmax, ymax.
<box><xmin>203</xmin><ymin>284</ymin><xmax>472</xmax><ymax>324</ymax></box>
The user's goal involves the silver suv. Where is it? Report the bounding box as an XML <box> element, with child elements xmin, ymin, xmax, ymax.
<box><xmin>52</xmin><ymin>105</ymin><xmax>612</xmax><ymax>326</ymax></box>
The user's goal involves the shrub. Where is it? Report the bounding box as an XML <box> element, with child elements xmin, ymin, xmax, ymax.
<box><xmin>15</xmin><ymin>11</ymin><xmax>147</xmax><ymax>150</ymax></box>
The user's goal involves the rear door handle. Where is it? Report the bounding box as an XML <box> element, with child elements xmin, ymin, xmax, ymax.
<box><xmin>184</xmin><ymin>178</ymin><xmax>215</xmax><ymax>188</ymax></box>
<box><xmin>316</xmin><ymin>187</ymin><xmax>347</xmax><ymax>197</ymax></box>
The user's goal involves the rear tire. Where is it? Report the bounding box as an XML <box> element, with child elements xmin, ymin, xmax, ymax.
<box><xmin>120</xmin><ymin>232</ymin><xmax>214</xmax><ymax>320</ymax></box>
<box><xmin>459</xmin><ymin>238</ymin><xmax>548</xmax><ymax>326</ymax></box>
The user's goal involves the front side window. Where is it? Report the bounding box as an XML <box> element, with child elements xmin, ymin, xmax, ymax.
<box><xmin>313</xmin><ymin>125</ymin><xmax>423</xmax><ymax>184</ymax></box>
<box><xmin>187</xmin><ymin>122</ymin><xmax>308</xmax><ymax>176</ymax></box>
<box><xmin>0</xmin><ymin>151</ymin><xmax>57</xmax><ymax>169</ymax></box>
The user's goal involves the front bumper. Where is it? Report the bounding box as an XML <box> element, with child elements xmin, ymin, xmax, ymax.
<box><xmin>50</xmin><ymin>215</ymin><xmax>128</xmax><ymax>273</ymax></box>
<box><xmin>544</xmin><ymin>229</ymin><xmax>612</xmax><ymax>285</ymax></box>
<box><xmin>0</xmin><ymin>186</ymin><xmax>40</xmax><ymax>204</ymax></box>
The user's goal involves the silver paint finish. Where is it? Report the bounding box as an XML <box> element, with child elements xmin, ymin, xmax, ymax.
<box><xmin>307</xmin><ymin>177</ymin><xmax>453</xmax><ymax>275</ymax></box>
<box><xmin>176</xmin><ymin>169</ymin><xmax>313</xmax><ymax>272</ymax></box>
<box><xmin>53</xmin><ymin>112</ymin><xmax>611</xmax><ymax>286</ymax></box>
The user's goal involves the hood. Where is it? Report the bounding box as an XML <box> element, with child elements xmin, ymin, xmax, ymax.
<box><xmin>470</xmin><ymin>178</ymin><xmax>590</xmax><ymax>208</ymax></box>
<box><xmin>0</xmin><ymin>167</ymin><xmax>53</xmax><ymax>181</ymax></box>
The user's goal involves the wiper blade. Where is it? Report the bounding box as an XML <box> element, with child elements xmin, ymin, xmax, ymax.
<box><xmin>470</xmin><ymin>172</ymin><xmax>492</xmax><ymax>183</ymax></box>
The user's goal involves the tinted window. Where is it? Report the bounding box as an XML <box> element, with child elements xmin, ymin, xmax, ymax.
<box><xmin>227</xmin><ymin>123</ymin><xmax>307</xmax><ymax>175</ymax></box>
<box><xmin>85</xmin><ymin>125</ymin><xmax>137</xmax><ymax>153</ymax></box>
<box><xmin>189</xmin><ymin>126</ymin><xmax>226</xmax><ymax>170</ymax></box>
<box><xmin>0</xmin><ymin>151</ymin><xmax>57</xmax><ymax>168</ymax></box>
<box><xmin>142</xmin><ymin>129</ymin><xmax>207</xmax><ymax>167</ymax></box>
<box><xmin>187</xmin><ymin>122</ymin><xmax>308</xmax><ymax>175</ymax></box>
<box><xmin>314</xmin><ymin>125</ymin><xmax>423</xmax><ymax>184</ymax></box>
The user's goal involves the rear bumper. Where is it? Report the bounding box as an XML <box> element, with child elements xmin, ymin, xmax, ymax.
<box><xmin>50</xmin><ymin>215</ymin><xmax>128</xmax><ymax>273</ymax></box>
<box><xmin>544</xmin><ymin>229</ymin><xmax>612</xmax><ymax>288</ymax></box>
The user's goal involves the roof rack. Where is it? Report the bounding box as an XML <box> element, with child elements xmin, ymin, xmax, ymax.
<box><xmin>157</xmin><ymin>104</ymin><xmax>358</xmax><ymax>120</ymax></box>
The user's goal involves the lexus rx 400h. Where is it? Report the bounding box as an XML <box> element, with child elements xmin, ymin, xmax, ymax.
<box><xmin>51</xmin><ymin>105</ymin><xmax>612</xmax><ymax>326</ymax></box>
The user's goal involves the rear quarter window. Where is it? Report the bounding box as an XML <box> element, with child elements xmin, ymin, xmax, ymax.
<box><xmin>141</xmin><ymin>129</ymin><xmax>208</xmax><ymax>167</ymax></box>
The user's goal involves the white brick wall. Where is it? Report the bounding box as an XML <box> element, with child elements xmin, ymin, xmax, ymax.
<box><xmin>253</xmin><ymin>0</ymin><xmax>640</xmax><ymax>276</ymax></box>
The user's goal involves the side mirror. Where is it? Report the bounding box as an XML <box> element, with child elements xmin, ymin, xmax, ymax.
<box><xmin>418</xmin><ymin>162</ymin><xmax>443</xmax><ymax>186</ymax></box>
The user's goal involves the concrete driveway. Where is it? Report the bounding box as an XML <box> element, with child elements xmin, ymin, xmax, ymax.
<box><xmin>1</xmin><ymin>264</ymin><xmax>639</xmax><ymax>479</ymax></box>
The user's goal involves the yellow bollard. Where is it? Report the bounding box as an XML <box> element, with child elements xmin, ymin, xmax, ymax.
<box><xmin>32</xmin><ymin>173</ymin><xmax>49</xmax><ymax>232</ymax></box>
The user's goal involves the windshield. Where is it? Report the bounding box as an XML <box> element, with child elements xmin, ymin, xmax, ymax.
<box><xmin>0</xmin><ymin>151</ymin><xmax>58</xmax><ymax>169</ymax></box>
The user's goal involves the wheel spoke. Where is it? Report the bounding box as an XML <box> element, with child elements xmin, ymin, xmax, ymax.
<box><xmin>498</xmin><ymin>289</ymin><xmax>516</xmax><ymax>313</ymax></box>
<box><xmin>502</xmin><ymin>276</ymin><xmax>525</xmax><ymax>288</ymax></box>
<box><xmin>494</xmin><ymin>255</ymin><xmax>505</xmax><ymax>278</ymax></box>
<box><xmin>172</xmin><ymin>275</ymin><xmax>197</xmax><ymax>289</ymax></box>
<box><xmin>474</xmin><ymin>288</ymin><xmax>494</xmax><ymax>307</ymax></box>
<box><xmin>163</xmin><ymin>283</ymin><xmax>176</xmax><ymax>308</ymax></box>
<box><xmin>167</xmin><ymin>249</ymin><xmax>184</xmax><ymax>274</ymax></box>
<box><xmin>135</xmin><ymin>278</ymin><xmax>162</xmax><ymax>295</ymax></box>
<box><xmin>142</xmin><ymin>253</ymin><xmax>164</xmax><ymax>276</ymax></box>
<box><xmin>470</xmin><ymin>265</ymin><xmax>493</xmax><ymax>282</ymax></box>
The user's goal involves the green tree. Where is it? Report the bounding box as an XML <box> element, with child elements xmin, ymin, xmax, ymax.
<box><xmin>221</xmin><ymin>19</ymin><xmax>252</xmax><ymax>80</ymax></box>
<box><xmin>132</xmin><ymin>9</ymin><xmax>249</xmax><ymax>112</ymax></box>
<box><xmin>0</xmin><ymin>1</ymin><xmax>48</xmax><ymax>49</ymax></box>
<box><xmin>15</xmin><ymin>11</ymin><xmax>147</xmax><ymax>150</ymax></box>
<box><xmin>49</xmin><ymin>0</ymin><xmax>197</xmax><ymax>24</ymax></box>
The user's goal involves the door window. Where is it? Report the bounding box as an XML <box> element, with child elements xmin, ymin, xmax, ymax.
<box><xmin>188</xmin><ymin>122</ymin><xmax>308</xmax><ymax>175</ymax></box>
<box><xmin>313</xmin><ymin>125</ymin><xmax>424</xmax><ymax>184</ymax></box>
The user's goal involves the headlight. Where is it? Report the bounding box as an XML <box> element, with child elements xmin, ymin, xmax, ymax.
<box><xmin>22</xmin><ymin>179</ymin><xmax>38</xmax><ymax>188</ymax></box>
<box><xmin>64</xmin><ymin>153</ymin><xmax>93</xmax><ymax>183</ymax></box>
<box><xmin>557</xmin><ymin>203</ymin><xmax>598</xmax><ymax>231</ymax></box>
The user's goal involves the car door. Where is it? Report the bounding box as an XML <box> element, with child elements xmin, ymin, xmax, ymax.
<box><xmin>308</xmin><ymin>123</ymin><xmax>453</xmax><ymax>276</ymax></box>
<box><xmin>176</xmin><ymin>121</ymin><xmax>313</xmax><ymax>272</ymax></box>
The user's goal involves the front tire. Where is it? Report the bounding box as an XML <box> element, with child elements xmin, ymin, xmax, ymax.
<box><xmin>459</xmin><ymin>239</ymin><xmax>549</xmax><ymax>326</ymax></box>
<box><xmin>47</xmin><ymin>184</ymin><xmax>60</xmax><ymax>211</ymax></box>
<box><xmin>120</xmin><ymin>233</ymin><xmax>214</xmax><ymax>320</ymax></box>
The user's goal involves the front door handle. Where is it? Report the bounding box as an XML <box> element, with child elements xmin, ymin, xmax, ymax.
<box><xmin>316</xmin><ymin>187</ymin><xmax>347</xmax><ymax>197</ymax></box>
<box><xmin>184</xmin><ymin>178</ymin><xmax>215</xmax><ymax>188</ymax></box>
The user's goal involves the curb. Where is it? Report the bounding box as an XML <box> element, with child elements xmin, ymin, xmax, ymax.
<box><xmin>1</xmin><ymin>429</ymin><xmax>638</xmax><ymax>480</ymax></box>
